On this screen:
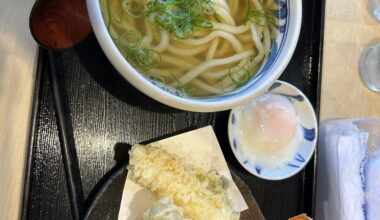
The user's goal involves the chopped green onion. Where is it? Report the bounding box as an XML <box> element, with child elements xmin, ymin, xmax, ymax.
<box><xmin>245</xmin><ymin>0</ymin><xmax>276</xmax><ymax>26</ymax></box>
<box><xmin>228</xmin><ymin>66</ymin><xmax>250</xmax><ymax>86</ymax></box>
<box><xmin>115</xmin><ymin>29</ymin><xmax>161</xmax><ymax>71</ymax></box>
<box><xmin>170</xmin><ymin>73</ymin><xmax>197</xmax><ymax>96</ymax></box>
<box><xmin>183</xmin><ymin>86</ymin><xmax>197</xmax><ymax>96</ymax></box>
<box><xmin>125</xmin><ymin>48</ymin><xmax>161</xmax><ymax>70</ymax></box>
<box><xmin>122</xmin><ymin>0</ymin><xmax>144</xmax><ymax>17</ymax></box>
<box><xmin>106</xmin><ymin>0</ymin><xmax>112</xmax><ymax>29</ymax></box>
<box><xmin>118</xmin><ymin>30</ymin><xmax>142</xmax><ymax>50</ymax></box>
<box><xmin>147</xmin><ymin>75</ymin><xmax>166</xmax><ymax>85</ymax></box>
<box><xmin>145</xmin><ymin>0</ymin><xmax>215</xmax><ymax>39</ymax></box>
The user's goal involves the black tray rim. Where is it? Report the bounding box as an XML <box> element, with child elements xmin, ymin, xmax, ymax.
<box><xmin>21</xmin><ymin>48</ymin><xmax>46</xmax><ymax>220</ymax></box>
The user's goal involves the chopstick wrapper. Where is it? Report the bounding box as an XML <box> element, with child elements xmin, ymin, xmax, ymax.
<box><xmin>366</xmin><ymin>149</ymin><xmax>380</xmax><ymax>219</ymax></box>
<box><xmin>117</xmin><ymin>126</ymin><xmax>248</xmax><ymax>220</ymax></box>
<box><xmin>316</xmin><ymin>119</ymin><xmax>380</xmax><ymax>220</ymax></box>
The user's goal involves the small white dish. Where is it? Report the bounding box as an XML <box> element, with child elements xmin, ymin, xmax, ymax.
<box><xmin>228</xmin><ymin>81</ymin><xmax>318</xmax><ymax>180</ymax></box>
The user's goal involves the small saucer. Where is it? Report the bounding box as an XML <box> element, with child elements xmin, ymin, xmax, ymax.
<box><xmin>228</xmin><ymin>81</ymin><xmax>318</xmax><ymax>180</ymax></box>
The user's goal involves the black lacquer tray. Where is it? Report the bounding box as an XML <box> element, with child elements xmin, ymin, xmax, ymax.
<box><xmin>21</xmin><ymin>1</ymin><xmax>325</xmax><ymax>219</ymax></box>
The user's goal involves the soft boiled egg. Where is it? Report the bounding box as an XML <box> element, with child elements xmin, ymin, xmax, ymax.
<box><xmin>236</xmin><ymin>94</ymin><xmax>302</xmax><ymax>169</ymax></box>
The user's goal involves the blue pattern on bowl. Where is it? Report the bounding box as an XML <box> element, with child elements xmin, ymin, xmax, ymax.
<box><xmin>295</xmin><ymin>153</ymin><xmax>305</xmax><ymax>162</ymax></box>
<box><xmin>268</xmin><ymin>81</ymin><xmax>282</xmax><ymax>91</ymax></box>
<box><xmin>231</xmin><ymin>113</ymin><xmax>236</xmax><ymax>125</ymax></box>
<box><xmin>282</xmin><ymin>94</ymin><xmax>304</xmax><ymax>102</ymax></box>
<box><xmin>260</xmin><ymin>42</ymin><xmax>279</xmax><ymax>74</ymax></box>
<box><xmin>279</xmin><ymin>0</ymin><xmax>288</xmax><ymax>33</ymax></box>
<box><xmin>279</xmin><ymin>25</ymin><xmax>286</xmax><ymax>34</ymax></box>
<box><xmin>270</xmin><ymin>82</ymin><xmax>305</xmax><ymax>101</ymax></box>
<box><xmin>287</xmin><ymin>163</ymin><xmax>300</xmax><ymax>168</ymax></box>
<box><xmin>233</xmin><ymin>138</ymin><xmax>237</xmax><ymax>150</ymax></box>
<box><xmin>255</xmin><ymin>167</ymin><xmax>262</xmax><ymax>174</ymax></box>
<box><xmin>303</xmin><ymin>127</ymin><xmax>316</xmax><ymax>141</ymax></box>
<box><xmin>287</xmin><ymin>154</ymin><xmax>306</xmax><ymax>168</ymax></box>
<box><xmin>279</xmin><ymin>0</ymin><xmax>288</xmax><ymax>19</ymax></box>
<box><xmin>228</xmin><ymin>80</ymin><xmax>318</xmax><ymax>180</ymax></box>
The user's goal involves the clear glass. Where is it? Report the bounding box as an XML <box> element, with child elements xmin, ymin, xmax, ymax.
<box><xmin>369</xmin><ymin>0</ymin><xmax>380</xmax><ymax>21</ymax></box>
<box><xmin>359</xmin><ymin>42</ymin><xmax>380</xmax><ymax>93</ymax></box>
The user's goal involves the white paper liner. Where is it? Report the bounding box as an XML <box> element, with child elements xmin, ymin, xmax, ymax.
<box><xmin>117</xmin><ymin>126</ymin><xmax>248</xmax><ymax>220</ymax></box>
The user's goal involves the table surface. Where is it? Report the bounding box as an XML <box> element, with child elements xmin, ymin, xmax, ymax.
<box><xmin>0</xmin><ymin>0</ymin><xmax>379</xmax><ymax>219</ymax></box>
<box><xmin>320</xmin><ymin>0</ymin><xmax>380</xmax><ymax>120</ymax></box>
<box><xmin>0</xmin><ymin>0</ymin><xmax>37</xmax><ymax>219</ymax></box>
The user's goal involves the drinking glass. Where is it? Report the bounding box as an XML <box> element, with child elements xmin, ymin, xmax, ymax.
<box><xmin>359</xmin><ymin>42</ymin><xmax>380</xmax><ymax>93</ymax></box>
<box><xmin>360</xmin><ymin>1</ymin><xmax>380</xmax><ymax>92</ymax></box>
<box><xmin>369</xmin><ymin>0</ymin><xmax>380</xmax><ymax>21</ymax></box>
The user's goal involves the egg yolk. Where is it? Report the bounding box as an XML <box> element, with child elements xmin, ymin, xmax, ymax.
<box><xmin>242</xmin><ymin>94</ymin><xmax>297</xmax><ymax>151</ymax></box>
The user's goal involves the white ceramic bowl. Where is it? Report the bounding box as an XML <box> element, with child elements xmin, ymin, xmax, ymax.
<box><xmin>87</xmin><ymin>0</ymin><xmax>302</xmax><ymax>112</ymax></box>
<box><xmin>228</xmin><ymin>81</ymin><xmax>318</xmax><ymax>180</ymax></box>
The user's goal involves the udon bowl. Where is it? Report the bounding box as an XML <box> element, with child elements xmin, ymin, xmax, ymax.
<box><xmin>87</xmin><ymin>0</ymin><xmax>302</xmax><ymax>112</ymax></box>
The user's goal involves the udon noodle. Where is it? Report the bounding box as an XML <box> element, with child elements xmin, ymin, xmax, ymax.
<box><xmin>100</xmin><ymin>0</ymin><xmax>279</xmax><ymax>97</ymax></box>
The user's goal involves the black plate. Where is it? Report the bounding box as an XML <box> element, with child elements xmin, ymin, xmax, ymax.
<box><xmin>21</xmin><ymin>0</ymin><xmax>324</xmax><ymax>219</ymax></box>
<box><xmin>83</xmin><ymin>164</ymin><xmax>265</xmax><ymax>220</ymax></box>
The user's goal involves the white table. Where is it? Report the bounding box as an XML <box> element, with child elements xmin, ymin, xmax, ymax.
<box><xmin>0</xmin><ymin>0</ymin><xmax>37</xmax><ymax>219</ymax></box>
<box><xmin>320</xmin><ymin>0</ymin><xmax>380</xmax><ymax>120</ymax></box>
